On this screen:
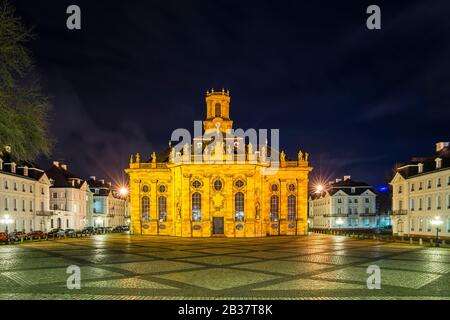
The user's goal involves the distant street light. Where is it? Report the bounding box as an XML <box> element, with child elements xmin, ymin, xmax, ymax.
<box><xmin>336</xmin><ymin>218</ymin><xmax>344</xmax><ymax>231</ymax></box>
<box><xmin>430</xmin><ymin>216</ymin><xmax>443</xmax><ymax>247</ymax></box>
<box><xmin>119</xmin><ymin>187</ymin><xmax>129</xmax><ymax>197</ymax></box>
<box><xmin>0</xmin><ymin>215</ymin><xmax>14</xmax><ymax>234</ymax></box>
<box><xmin>316</xmin><ymin>185</ymin><xmax>324</xmax><ymax>193</ymax></box>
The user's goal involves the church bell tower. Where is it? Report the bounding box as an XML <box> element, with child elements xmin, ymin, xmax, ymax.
<box><xmin>203</xmin><ymin>89</ymin><xmax>233</xmax><ymax>134</ymax></box>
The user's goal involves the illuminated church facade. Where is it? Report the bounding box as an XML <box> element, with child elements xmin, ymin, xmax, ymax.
<box><xmin>125</xmin><ymin>90</ymin><xmax>312</xmax><ymax>237</ymax></box>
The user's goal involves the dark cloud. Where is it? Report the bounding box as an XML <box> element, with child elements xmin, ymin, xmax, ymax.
<box><xmin>14</xmin><ymin>0</ymin><xmax>450</xmax><ymax>185</ymax></box>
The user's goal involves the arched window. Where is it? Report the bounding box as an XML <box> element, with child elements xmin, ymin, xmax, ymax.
<box><xmin>215</xmin><ymin>103</ymin><xmax>221</xmax><ymax>117</ymax></box>
<box><xmin>192</xmin><ymin>193</ymin><xmax>202</xmax><ymax>222</ymax></box>
<box><xmin>288</xmin><ymin>195</ymin><xmax>296</xmax><ymax>221</ymax></box>
<box><xmin>142</xmin><ymin>196</ymin><xmax>150</xmax><ymax>222</ymax></box>
<box><xmin>235</xmin><ymin>192</ymin><xmax>245</xmax><ymax>222</ymax></box>
<box><xmin>270</xmin><ymin>195</ymin><xmax>279</xmax><ymax>222</ymax></box>
<box><xmin>158</xmin><ymin>196</ymin><xmax>167</xmax><ymax>222</ymax></box>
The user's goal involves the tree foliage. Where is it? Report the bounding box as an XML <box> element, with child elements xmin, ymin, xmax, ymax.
<box><xmin>0</xmin><ymin>0</ymin><xmax>52</xmax><ymax>161</ymax></box>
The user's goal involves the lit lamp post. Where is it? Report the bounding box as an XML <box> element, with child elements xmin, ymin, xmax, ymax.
<box><xmin>0</xmin><ymin>215</ymin><xmax>14</xmax><ymax>234</ymax></box>
<box><xmin>430</xmin><ymin>216</ymin><xmax>443</xmax><ymax>247</ymax></box>
<box><xmin>336</xmin><ymin>218</ymin><xmax>344</xmax><ymax>234</ymax></box>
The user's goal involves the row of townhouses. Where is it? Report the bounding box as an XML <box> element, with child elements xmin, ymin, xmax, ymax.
<box><xmin>0</xmin><ymin>147</ymin><xmax>129</xmax><ymax>233</ymax></box>
<box><xmin>309</xmin><ymin>176</ymin><xmax>391</xmax><ymax>230</ymax></box>
<box><xmin>309</xmin><ymin>141</ymin><xmax>450</xmax><ymax>240</ymax></box>
<box><xmin>391</xmin><ymin>142</ymin><xmax>450</xmax><ymax>239</ymax></box>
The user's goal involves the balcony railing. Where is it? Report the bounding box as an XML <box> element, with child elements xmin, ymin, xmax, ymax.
<box><xmin>392</xmin><ymin>210</ymin><xmax>408</xmax><ymax>216</ymax></box>
<box><xmin>323</xmin><ymin>213</ymin><xmax>349</xmax><ymax>218</ymax></box>
<box><xmin>35</xmin><ymin>211</ymin><xmax>54</xmax><ymax>217</ymax></box>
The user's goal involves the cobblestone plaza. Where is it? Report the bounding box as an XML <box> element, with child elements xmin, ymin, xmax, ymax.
<box><xmin>0</xmin><ymin>234</ymin><xmax>449</xmax><ymax>300</ymax></box>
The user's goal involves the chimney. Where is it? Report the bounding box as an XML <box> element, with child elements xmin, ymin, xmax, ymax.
<box><xmin>99</xmin><ymin>179</ymin><xmax>105</xmax><ymax>184</ymax></box>
<box><xmin>344</xmin><ymin>175</ymin><xmax>351</xmax><ymax>181</ymax></box>
<box><xmin>60</xmin><ymin>164</ymin><xmax>68</xmax><ymax>171</ymax></box>
<box><xmin>436</xmin><ymin>142</ymin><xmax>449</xmax><ymax>152</ymax></box>
<box><xmin>90</xmin><ymin>176</ymin><xmax>96</xmax><ymax>181</ymax></box>
<box><xmin>53</xmin><ymin>161</ymin><xmax>60</xmax><ymax>167</ymax></box>
<box><xmin>335</xmin><ymin>178</ymin><xmax>342</xmax><ymax>183</ymax></box>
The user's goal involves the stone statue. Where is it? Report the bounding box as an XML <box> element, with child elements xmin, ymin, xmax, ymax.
<box><xmin>169</xmin><ymin>148</ymin><xmax>175</xmax><ymax>163</ymax></box>
<box><xmin>298</xmin><ymin>151</ymin><xmax>303</xmax><ymax>161</ymax></box>
<box><xmin>248</xmin><ymin>143</ymin><xmax>253</xmax><ymax>155</ymax></box>
<box><xmin>136</xmin><ymin>153</ymin><xmax>140</xmax><ymax>163</ymax></box>
<box><xmin>152</xmin><ymin>152</ymin><xmax>157</xmax><ymax>164</ymax></box>
<box><xmin>129</xmin><ymin>154</ymin><xmax>134</xmax><ymax>164</ymax></box>
<box><xmin>261</xmin><ymin>146</ymin><xmax>266</xmax><ymax>162</ymax></box>
<box><xmin>305</xmin><ymin>152</ymin><xmax>309</xmax><ymax>162</ymax></box>
<box><xmin>280</xmin><ymin>150</ymin><xmax>286</xmax><ymax>162</ymax></box>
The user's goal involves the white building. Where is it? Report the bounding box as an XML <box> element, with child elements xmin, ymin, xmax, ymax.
<box><xmin>0</xmin><ymin>146</ymin><xmax>51</xmax><ymax>233</ymax></box>
<box><xmin>43</xmin><ymin>161</ymin><xmax>91</xmax><ymax>231</ymax></box>
<box><xmin>87</xmin><ymin>177</ymin><xmax>129</xmax><ymax>228</ymax></box>
<box><xmin>391</xmin><ymin>142</ymin><xmax>450</xmax><ymax>239</ymax></box>
<box><xmin>309</xmin><ymin>176</ymin><xmax>384</xmax><ymax>230</ymax></box>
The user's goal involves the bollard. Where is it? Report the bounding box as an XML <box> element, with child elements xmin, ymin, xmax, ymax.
<box><xmin>419</xmin><ymin>238</ymin><xmax>423</xmax><ymax>246</ymax></box>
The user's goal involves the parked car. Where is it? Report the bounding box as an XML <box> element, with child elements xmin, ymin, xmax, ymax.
<box><xmin>65</xmin><ymin>229</ymin><xmax>76</xmax><ymax>236</ymax></box>
<box><xmin>47</xmin><ymin>228</ymin><xmax>65</xmax><ymax>237</ymax></box>
<box><xmin>122</xmin><ymin>225</ymin><xmax>130</xmax><ymax>232</ymax></box>
<box><xmin>25</xmin><ymin>230</ymin><xmax>45</xmax><ymax>240</ymax></box>
<box><xmin>0</xmin><ymin>232</ymin><xmax>8</xmax><ymax>242</ymax></box>
<box><xmin>9</xmin><ymin>231</ymin><xmax>26</xmax><ymax>242</ymax></box>
<box><xmin>112</xmin><ymin>226</ymin><xmax>123</xmax><ymax>233</ymax></box>
<box><xmin>81</xmin><ymin>226</ymin><xmax>96</xmax><ymax>234</ymax></box>
<box><xmin>105</xmin><ymin>227</ymin><xmax>113</xmax><ymax>232</ymax></box>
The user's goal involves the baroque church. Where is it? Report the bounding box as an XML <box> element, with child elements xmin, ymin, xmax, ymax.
<box><xmin>126</xmin><ymin>90</ymin><xmax>312</xmax><ymax>237</ymax></box>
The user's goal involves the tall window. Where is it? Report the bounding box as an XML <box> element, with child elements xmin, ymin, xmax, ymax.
<box><xmin>235</xmin><ymin>192</ymin><xmax>244</xmax><ymax>222</ymax></box>
<box><xmin>158</xmin><ymin>196</ymin><xmax>167</xmax><ymax>222</ymax></box>
<box><xmin>192</xmin><ymin>192</ymin><xmax>202</xmax><ymax>222</ymax></box>
<box><xmin>141</xmin><ymin>196</ymin><xmax>150</xmax><ymax>222</ymax></box>
<box><xmin>270</xmin><ymin>195</ymin><xmax>279</xmax><ymax>222</ymax></box>
<box><xmin>288</xmin><ymin>195</ymin><xmax>296</xmax><ymax>221</ymax></box>
<box><xmin>215</xmin><ymin>103</ymin><xmax>221</xmax><ymax>117</ymax></box>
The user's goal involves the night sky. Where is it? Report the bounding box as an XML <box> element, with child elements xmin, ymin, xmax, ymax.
<box><xmin>13</xmin><ymin>0</ymin><xmax>450</xmax><ymax>188</ymax></box>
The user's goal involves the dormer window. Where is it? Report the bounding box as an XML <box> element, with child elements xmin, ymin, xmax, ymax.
<box><xmin>418</xmin><ymin>163</ymin><xmax>424</xmax><ymax>173</ymax></box>
<box><xmin>11</xmin><ymin>162</ymin><xmax>16</xmax><ymax>173</ymax></box>
<box><xmin>351</xmin><ymin>187</ymin><xmax>356</xmax><ymax>193</ymax></box>
<box><xmin>23</xmin><ymin>166</ymin><xmax>28</xmax><ymax>176</ymax></box>
<box><xmin>436</xmin><ymin>158</ymin><xmax>442</xmax><ymax>169</ymax></box>
<box><xmin>0</xmin><ymin>159</ymin><xmax>3</xmax><ymax>170</ymax></box>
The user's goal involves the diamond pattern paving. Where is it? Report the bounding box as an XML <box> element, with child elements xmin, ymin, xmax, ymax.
<box><xmin>0</xmin><ymin>233</ymin><xmax>449</xmax><ymax>299</ymax></box>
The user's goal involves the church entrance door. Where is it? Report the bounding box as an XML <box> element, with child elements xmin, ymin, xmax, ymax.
<box><xmin>212</xmin><ymin>217</ymin><xmax>224</xmax><ymax>235</ymax></box>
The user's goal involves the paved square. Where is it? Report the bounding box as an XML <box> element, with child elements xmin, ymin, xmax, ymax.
<box><xmin>0</xmin><ymin>234</ymin><xmax>449</xmax><ymax>299</ymax></box>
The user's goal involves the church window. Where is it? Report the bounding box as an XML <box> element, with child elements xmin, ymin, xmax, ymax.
<box><xmin>214</xmin><ymin>179</ymin><xmax>223</xmax><ymax>191</ymax></box>
<box><xmin>235</xmin><ymin>180</ymin><xmax>244</xmax><ymax>189</ymax></box>
<box><xmin>235</xmin><ymin>192</ymin><xmax>244</xmax><ymax>222</ymax></box>
<box><xmin>271</xmin><ymin>184</ymin><xmax>278</xmax><ymax>192</ymax></box>
<box><xmin>192</xmin><ymin>180</ymin><xmax>202</xmax><ymax>189</ymax></box>
<box><xmin>158</xmin><ymin>196</ymin><xmax>167</xmax><ymax>222</ymax></box>
<box><xmin>141</xmin><ymin>196</ymin><xmax>150</xmax><ymax>222</ymax></box>
<box><xmin>192</xmin><ymin>192</ymin><xmax>202</xmax><ymax>222</ymax></box>
<box><xmin>288</xmin><ymin>195</ymin><xmax>296</xmax><ymax>221</ymax></box>
<box><xmin>270</xmin><ymin>195</ymin><xmax>279</xmax><ymax>221</ymax></box>
<box><xmin>215</xmin><ymin>103</ymin><xmax>221</xmax><ymax>117</ymax></box>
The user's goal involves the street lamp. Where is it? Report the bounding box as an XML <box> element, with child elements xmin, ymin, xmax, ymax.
<box><xmin>430</xmin><ymin>216</ymin><xmax>444</xmax><ymax>247</ymax></box>
<box><xmin>0</xmin><ymin>215</ymin><xmax>14</xmax><ymax>234</ymax></box>
<box><xmin>336</xmin><ymin>218</ymin><xmax>344</xmax><ymax>233</ymax></box>
<box><xmin>119</xmin><ymin>186</ymin><xmax>129</xmax><ymax>197</ymax></box>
